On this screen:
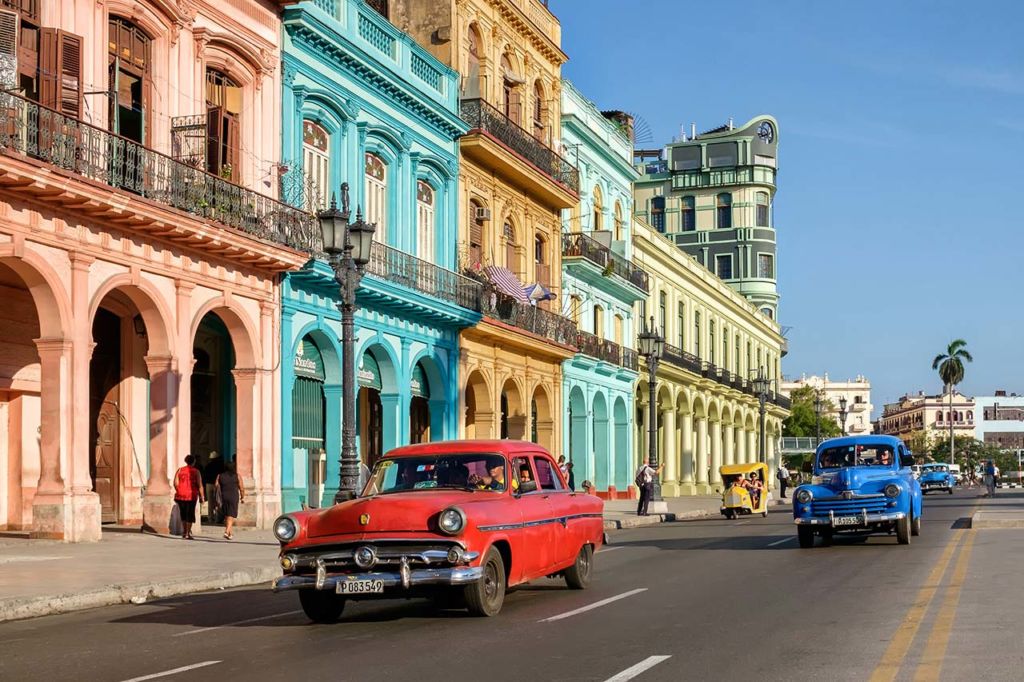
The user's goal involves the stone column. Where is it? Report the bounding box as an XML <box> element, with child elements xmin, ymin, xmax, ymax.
<box><xmin>142</xmin><ymin>354</ymin><xmax>176</xmax><ymax>534</ymax></box>
<box><xmin>748</xmin><ymin>429</ymin><xmax>757</xmax><ymax>465</ymax></box>
<box><xmin>30</xmin><ymin>339</ymin><xmax>72</xmax><ymax>539</ymax></box>
<box><xmin>724</xmin><ymin>424</ymin><xmax>735</xmax><ymax>466</ymax></box>
<box><xmin>710</xmin><ymin>420</ymin><xmax>722</xmax><ymax>486</ymax></box>
<box><xmin>736</xmin><ymin>426</ymin><xmax>746</xmax><ymax>464</ymax></box>
<box><xmin>506</xmin><ymin>414</ymin><xmax>527</xmax><ymax>441</ymax></box>
<box><xmin>320</xmin><ymin>385</ymin><xmax>342</xmax><ymax>507</ymax></box>
<box><xmin>661</xmin><ymin>408</ymin><xmax>678</xmax><ymax>496</ymax></box>
<box><xmin>767</xmin><ymin>429</ymin><xmax>777</xmax><ymax>490</ymax></box>
<box><xmin>232</xmin><ymin>368</ymin><xmax>258</xmax><ymax>527</ymax></box>
<box><xmin>695</xmin><ymin>416</ymin><xmax>709</xmax><ymax>491</ymax></box>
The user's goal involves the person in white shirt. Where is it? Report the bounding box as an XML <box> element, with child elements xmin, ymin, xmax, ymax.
<box><xmin>635</xmin><ymin>460</ymin><xmax>664</xmax><ymax>516</ymax></box>
<box><xmin>776</xmin><ymin>462</ymin><xmax>790</xmax><ymax>499</ymax></box>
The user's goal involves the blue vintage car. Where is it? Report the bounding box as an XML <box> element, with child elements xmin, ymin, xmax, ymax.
<box><xmin>919</xmin><ymin>463</ymin><xmax>954</xmax><ymax>495</ymax></box>
<box><xmin>793</xmin><ymin>435</ymin><xmax>922</xmax><ymax>547</ymax></box>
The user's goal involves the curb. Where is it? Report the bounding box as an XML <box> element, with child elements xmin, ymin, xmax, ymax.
<box><xmin>0</xmin><ymin>565</ymin><xmax>279</xmax><ymax>624</ymax></box>
<box><xmin>603</xmin><ymin>509</ymin><xmax>711</xmax><ymax>530</ymax></box>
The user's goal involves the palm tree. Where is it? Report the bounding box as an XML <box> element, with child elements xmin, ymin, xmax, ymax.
<box><xmin>932</xmin><ymin>339</ymin><xmax>973</xmax><ymax>466</ymax></box>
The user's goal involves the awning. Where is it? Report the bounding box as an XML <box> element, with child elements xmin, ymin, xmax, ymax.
<box><xmin>358</xmin><ymin>353</ymin><xmax>381</xmax><ymax>390</ymax></box>
<box><xmin>484</xmin><ymin>265</ymin><xmax>529</xmax><ymax>303</ymax></box>
<box><xmin>294</xmin><ymin>337</ymin><xmax>325</xmax><ymax>381</ymax></box>
<box><xmin>523</xmin><ymin>283</ymin><xmax>556</xmax><ymax>302</ymax></box>
<box><xmin>410</xmin><ymin>362</ymin><xmax>430</xmax><ymax>399</ymax></box>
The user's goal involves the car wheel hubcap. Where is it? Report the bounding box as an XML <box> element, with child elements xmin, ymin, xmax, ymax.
<box><xmin>579</xmin><ymin>549</ymin><xmax>590</xmax><ymax>575</ymax></box>
<box><xmin>484</xmin><ymin>562</ymin><xmax>498</xmax><ymax>601</ymax></box>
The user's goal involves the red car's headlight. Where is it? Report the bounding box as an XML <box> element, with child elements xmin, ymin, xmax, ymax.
<box><xmin>273</xmin><ymin>515</ymin><xmax>297</xmax><ymax>542</ymax></box>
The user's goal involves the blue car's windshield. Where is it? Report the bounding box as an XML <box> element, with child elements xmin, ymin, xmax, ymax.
<box><xmin>922</xmin><ymin>465</ymin><xmax>948</xmax><ymax>474</ymax></box>
<box><xmin>818</xmin><ymin>444</ymin><xmax>896</xmax><ymax>469</ymax></box>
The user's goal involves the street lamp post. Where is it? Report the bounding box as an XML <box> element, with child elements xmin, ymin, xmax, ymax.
<box><xmin>318</xmin><ymin>183</ymin><xmax>376</xmax><ymax>504</ymax></box>
<box><xmin>752</xmin><ymin>366</ymin><xmax>770</xmax><ymax>465</ymax></box>
<box><xmin>637</xmin><ymin>316</ymin><xmax>665</xmax><ymax>504</ymax></box>
<box><xmin>814</xmin><ymin>391</ymin><xmax>824</xmax><ymax>447</ymax></box>
<box><xmin>837</xmin><ymin>395</ymin><xmax>849</xmax><ymax>437</ymax></box>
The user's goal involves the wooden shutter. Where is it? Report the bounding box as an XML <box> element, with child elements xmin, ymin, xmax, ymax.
<box><xmin>225</xmin><ymin>111</ymin><xmax>239</xmax><ymax>180</ymax></box>
<box><xmin>470</xmin><ymin>218</ymin><xmax>482</xmax><ymax>247</ymax></box>
<box><xmin>205</xmin><ymin>105</ymin><xmax>221</xmax><ymax>174</ymax></box>
<box><xmin>39</xmin><ymin>28</ymin><xmax>82</xmax><ymax>116</ymax></box>
<box><xmin>0</xmin><ymin>10</ymin><xmax>17</xmax><ymax>89</ymax></box>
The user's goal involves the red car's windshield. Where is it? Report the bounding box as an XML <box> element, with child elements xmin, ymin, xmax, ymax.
<box><xmin>362</xmin><ymin>453</ymin><xmax>507</xmax><ymax>496</ymax></box>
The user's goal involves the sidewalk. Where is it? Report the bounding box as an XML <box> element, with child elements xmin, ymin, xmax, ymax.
<box><xmin>0</xmin><ymin>493</ymin><xmax>783</xmax><ymax>624</ymax></box>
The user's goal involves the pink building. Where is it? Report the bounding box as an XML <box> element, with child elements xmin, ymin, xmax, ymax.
<box><xmin>0</xmin><ymin>0</ymin><xmax>308</xmax><ymax>541</ymax></box>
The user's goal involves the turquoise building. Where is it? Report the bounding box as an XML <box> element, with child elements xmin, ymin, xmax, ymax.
<box><xmin>559</xmin><ymin>81</ymin><xmax>648</xmax><ymax>497</ymax></box>
<box><xmin>279</xmin><ymin>0</ymin><xmax>477</xmax><ymax>511</ymax></box>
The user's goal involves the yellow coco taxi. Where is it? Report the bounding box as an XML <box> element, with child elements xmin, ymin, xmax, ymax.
<box><xmin>720</xmin><ymin>462</ymin><xmax>770</xmax><ymax>519</ymax></box>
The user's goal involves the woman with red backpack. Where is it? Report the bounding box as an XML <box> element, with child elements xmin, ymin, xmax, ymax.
<box><xmin>173</xmin><ymin>454</ymin><xmax>205</xmax><ymax>539</ymax></box>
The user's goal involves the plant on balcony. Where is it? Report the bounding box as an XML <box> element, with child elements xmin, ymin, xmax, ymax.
<box><xmin>601</xmin><ymin>261</ymin><xmax>614</xmax><ymax>277</ymax></box>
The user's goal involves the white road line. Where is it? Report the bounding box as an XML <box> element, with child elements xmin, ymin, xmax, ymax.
<box><xmin>171</xmin><ymin>610</ymin><xmax>301</xmax><ymax>637</ymax></box>
<box><xmin>539</xmin><ymin>588</ymin><xmax>647</xmax><ymax>623</ymax></box>
<box><xmin>604</xmin><ymin>655</ymin><xmax>671</xmax><ymax>682</ymax></box>
<box><xmin>735</xmin><ymin>521</ymin><xmax>750</xmax><ymax>525</ymax></box>
<box><xmin>767</xmin><ymin>536</ymin><xmax>794</xmax><ymax>547</ymax></box>
<box><xmin>120</xmin><ymin>661</ymin><xmax>221</xmax><ymax>682</ymax></box>
<box><xmin>597</xmin><ymin>546</ymin><xmax>626</xmax><ymax>553</ymax></box>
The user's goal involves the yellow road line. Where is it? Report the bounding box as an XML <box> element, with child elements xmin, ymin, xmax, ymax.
<box><xmin>868</xmin><ymin>531</ymin><xmax>965</xmax><ymax>682</ymax></box>
<box><xmin>912</xmin><ymin>530</ymin><xmax>977</xmax><ymax>681</ymax></box>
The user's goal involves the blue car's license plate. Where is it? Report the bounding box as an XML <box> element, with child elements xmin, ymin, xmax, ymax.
<box><xmin>833</xmin><ymin>515</ymin><xmax>861</xmax><ymax>527</ymax></box>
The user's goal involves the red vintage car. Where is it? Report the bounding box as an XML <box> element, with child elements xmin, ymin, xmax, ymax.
<box><xmin>271</xmin><ymin>440</ymin><xmax>605</xmax><ymax>621</ymax></box>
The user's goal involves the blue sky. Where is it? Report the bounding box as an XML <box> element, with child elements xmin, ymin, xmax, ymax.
<box><xmin>553</xmin><ymin>0</ymin><xmax>1024</xmax><ymax>414</ymax></box>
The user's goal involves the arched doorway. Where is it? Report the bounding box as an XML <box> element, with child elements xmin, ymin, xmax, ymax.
<box><xmin>567</xmin><ymin>385</ymin><xmax>588</xmax><ymax>483</ymax></box>
<box><xmin>191</xmin><ymin>312</ymin><xmax>236</xmax><ymax>513</ymax></box>
<box><xmin>531</xmin><ymin>384</ymin><xmax>553</xmax><ymax>451</ymax></box>
<box><xmin>357</xmin><ymin>345</ymin><xmax>398</xmax><ymax>466</ymax></box>
<box><xmin>291</xmin><ymin>335</ymin><xmax>326</xmax><ymax>508</ymax></box>
<box><xmin>613</xmin><ymin>396</ymin><xmax>629</xmax><ymax>492</ymax></box>
<box><xmin>409</xmin><ymin>360</ymin><xmax>430</xmax><ymax>444</ymax></box>
<box><xmin>500</xmin><ymin>378</ymin><xmax>524</xmax><ymax>440</ymax></box>
<box><xmin>464</xmin><ymin>369</ymin><xmax>492</xmax><ymax>439</ymax></box>
<box><xmin>593</xmin><ymin>391</ymin><xmax>609</xmax><ymax>490</ymax></box>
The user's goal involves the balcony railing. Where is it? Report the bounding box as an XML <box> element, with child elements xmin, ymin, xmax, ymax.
<box><xmin>562</xmin><ymin>232</ymin><xmax>649</xmax><ymax>292</ymax></box>
<box><xmin>482</xmin><ymin>289</ymin><xmax>578</xmax><ymax>347</ymax></box>
<box><xmin>364</xmin><ymin>242</ymin><xmax>483</xmax><ymax>312</ymax></box>
<box><xmin>576</xmin><ymin>330</ymin><xmax>623</xmax><ymax>366</ymax></box>
<box><xmin>460</xmin><ymin>97</ymin><xmax>579</xmax><ymax>193</ymax></box>
<box><xmin>662</xmin><ymin>343</ymin><xmax>702</xmax><ymax>374</ymax></box>
<box><xmin>0</xmin><ymin>92</ymin><xmax>318</xmax><ymax>252</ymax></box>
<box><xmin>622</xmin><ymin>348</ymin><xmax>638</xmax><ymax>372</ymax></box>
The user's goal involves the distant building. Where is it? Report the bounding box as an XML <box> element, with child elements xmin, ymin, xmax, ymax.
<box><xmin>973</xmin><ymin>391</ymin><xmax>1024</xmax><ymax>450</ymax></box>
<box><xmin>878</xmin><ymin>390</ymin><xmax>975</xmax><ymax>442</ymax></box>
<box><xmin>633</xmin><ymin>116</ymin><xmax>780</xmax><ymax>321</ymax></box>
<box><xmin>781</xmin><ymin>374</ymin><xmax>874</xmax><ymax>436</ymax></box>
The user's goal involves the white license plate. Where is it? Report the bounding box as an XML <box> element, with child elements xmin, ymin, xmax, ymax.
<box><xmin>927</xmin><ymin>482</ymin><xmax>940</xmax><ymax>487</ymax></box>
<box><xmin>336</xmin><ymin>578</ymin><xmax>384</xmax><ymax>595</ymax></box>
<box><xmin>833</xmin><ymin>515</ymin><xmax>862</xmax><ymax>527</ymax></box>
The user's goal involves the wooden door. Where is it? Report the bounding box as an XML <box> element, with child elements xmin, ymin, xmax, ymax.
<box><xmin>94</xmin><ymin>401</ymin><xmax>119</xmax><ymax>522</ymax></box>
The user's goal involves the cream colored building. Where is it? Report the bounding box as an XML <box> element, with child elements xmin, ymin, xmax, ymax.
<box><xmin>781</xmin><ymin>374</ymin><xmax>874</xmax><ymax>436</ymax></box>
<box><xmin>632</xmin><ymin>217</ymin><xmax>789</xmax><ymax>495</ymax></box>
<box><xmin>879</xmin><ymin>390</ymin><xmax>976</xmax><ymax>442</ymax></box>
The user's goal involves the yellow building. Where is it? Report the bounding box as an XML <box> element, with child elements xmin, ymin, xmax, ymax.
<box><xmin>632</xmin><ymin>217</ymin><xmax>790</xmax><ymax>495</ymax></box>
<box><xmin>392</xmin><ymin>0</ymin><xmax>580</xmax><ymax>451</ymax></box>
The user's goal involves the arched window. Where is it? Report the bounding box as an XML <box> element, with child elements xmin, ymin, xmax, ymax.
<box><xmin>302</xmin><ymin>120</ymin><xmax>330</xmax><ymax>211</ymax></box>
<box><xmin>936</xmin><ymin>411</ymin><xmax>943</xmax><ymax>423</ymax></box>
<box><xmin>593</xmin><ymin>305</ymin><xmax>604</xmax><ymax>339</ymax></box>
<box><xmin>365</xmin><ymin>152</ymin><xmax>388</xmax><ymax>240</ymax></box>
<box><xmin>756</xmin><ymin>191</ymin><xmax>770</xmax><ymax>227</ymax></box>
<box><xmin>760</xmin><ymin>306</ymin><xmax>774</xmax><ymax>320</ymax></box>
<box><xmin>716</xmin><ymin>193</ymin><xmax>732</xmax><ymax>229</ymax></box>
<box><xmin>466</xmin><ymin>23</ymin><xmax>482</xmax><ymax>97</ymax></box>
<box><xmin>205</xmin><ymin>68</ymin><xmax>242</xmax><ymax>180</ymax></box>
<box><xmin>651</xmin><ymin>196</ymin><xmax>665</xmax><ymax>232</ymax></box>
<box><xmin>416</xmin><ymin>180</ymin><xmax>435</xmax><ymax>263</ymax></box>
<box><xmin>503</xmin><ymin>220</ymin><xmax>518</xmax><ymax>272</ymax></box>
<box><xmin>592</xmin><ymin>186</ymin><xmax>603</xmax><ymax>231</ymax></box>
<box><xmin>681</xmin><ymin>195</ymin><xmax>696</xmax><ymax>231</ymax></box>
<box><xmin>614</xmin><ymin>201</ymin><xmax>624</xmax><ymax>241</ymax></box>
<box><xmin>500</xmin><ymin>53</ymin><xmax>520</xmax><ymax>123</ymax></box>
<box><xmin>109</xmin><ymin>17</ymin><xmax>151</xmax><ymax>144</ymax></box>
<box><xmin>532</xmin><ymin>80</ymin><xmax>545</xmax><ymax>141</ymax></box>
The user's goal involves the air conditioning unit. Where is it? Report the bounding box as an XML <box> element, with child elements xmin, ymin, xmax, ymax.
<box><xmin>475</xmin><ymin>206</ymin><xmax>491</xmax><ymax>221</ymax></box>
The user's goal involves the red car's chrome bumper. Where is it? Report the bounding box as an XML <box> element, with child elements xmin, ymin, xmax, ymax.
<box><xmin>272</xmin><ymin>566</ymin><xmax>484</xmax><ymax>592</ymax></box>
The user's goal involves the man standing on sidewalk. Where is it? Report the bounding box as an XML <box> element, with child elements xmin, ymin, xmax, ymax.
<box><xmin>777</xmin><ymin>461</ymin><xmax>790</xmax><ymax>499</ymax></box>
<box><xmin>635</xmin><ymin>461</ymin><xmax>663</xmax><ymax>516</ymax></box>
<box><xmin>984</xmin><ymin>459</ymin><xmax>997</xmax><ymax>497</ymax></box>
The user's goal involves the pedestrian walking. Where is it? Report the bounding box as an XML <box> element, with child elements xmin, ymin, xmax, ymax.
<box><xmin>984</xmin><ymin>459</ymin><xmax>997</xmax><ymax>497</ymax></box>
<box><xmin>173</xmin><ymin>455</ymin><xmax>204</xmax><ymax>539</ymax></box>
<box><xmin>776</xmin><ymin>461</ymin><xmax>790</xmax><ymax>499</ymax></box>
<box><xmin>634</xmin><ymin>460</ymin><xmax>663</xmax><ymax>516</ymax></box>
<box><xmin>215</xmin><ymin>461</ymin><xmax>245</xmax><ymax>540</ymax></box>
<box><xmin>566</xmin><ymin>461</ymin><xmax>575</xmax><ymax>491</ymax></box>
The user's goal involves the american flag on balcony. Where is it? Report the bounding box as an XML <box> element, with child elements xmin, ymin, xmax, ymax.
<box><xmin>483</xmin><ymin>266</ymin><xmax>529</xmax><ymax>303</ymax></box>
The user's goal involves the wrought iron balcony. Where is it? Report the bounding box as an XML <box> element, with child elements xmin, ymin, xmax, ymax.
<box><xmin>482</xmin><ymin>289</ymin><xmax>578</xmax><ymax>347</ymax></box>
<box><xmin>773</xmin><ymin>393</ymin><xmax>792</xmax><ymax>410</ymax></box>
<box><xmin>621</xmin><ymin>348</ymin><xmax>638</xmax><ymax>371</ymax></box>
<box><xmin>460</xmin><ymin>97</ymin><xmax>579</xmax><ymax>194</ymax></box>
<box><xmin>662</xmin><ymin>343</ymin><xmax>702</xmax><ymax>374</ymax></box>
<box><xmin>576</xmin><ymin>330</ymin><xmax>623</xmax><ymax>366</ymax></box>
<box><xmin>562</xmin><ymin>232</ymin><xmax>649</xmax><ymax>293</ymax></box>
<box><xmin>364</xmin><ymin>242</ymin><xmax>484</xmax><ymax>312</ymax></box>
<box><xmin>0</xmin><ymin>92</ymin><xmax>318</xmax><ymax>253</ymax></box>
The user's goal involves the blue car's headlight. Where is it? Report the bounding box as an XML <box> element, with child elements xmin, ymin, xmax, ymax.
<box><xmin>795</xmin><ymin>489</ymin><xmax>813</xmax><ymax>504</ymax></box>
<box><xmin>884</xmin><ymin>484</ymin><xmax>901</xmax><ymax>498</ymax></box>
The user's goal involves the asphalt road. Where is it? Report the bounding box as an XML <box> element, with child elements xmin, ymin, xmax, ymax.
<box><xmin>1</xmin><ymin>488</ymin><xmax>1018</xmax><ymax>682</ymax></box>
